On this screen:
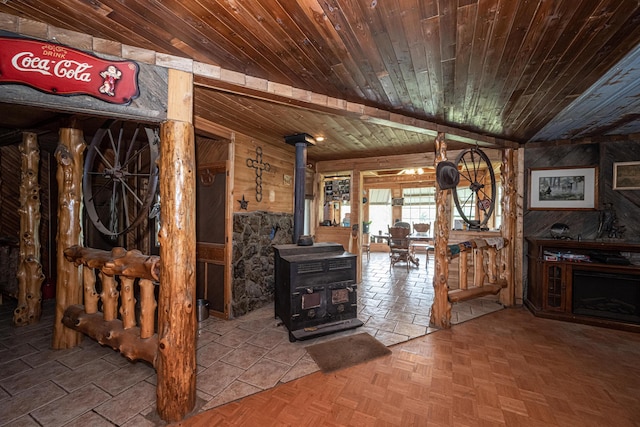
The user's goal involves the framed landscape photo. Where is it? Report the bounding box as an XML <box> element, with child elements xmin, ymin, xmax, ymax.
<box><xmin>529</xmin><ymin>166</ymin><xmax>597</xmax><ymax>210</ymax></box>
<box><xmin>613</xmin><ymin>161</ymin><xmax>640</xmax><ymax>190</ymax></box>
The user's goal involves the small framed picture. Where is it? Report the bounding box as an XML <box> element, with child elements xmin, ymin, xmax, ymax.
<box><xmin>392</xmin><ymin>197</ymin><xmax>404</xmax><ymax>206</ymax></box>
<box><xmin>613</xmin><ymin>161</ymin><xmax>640</xmax><ymax>190</ymax></box>
<box><xmin>529</xmin><ymin>166</ymin><xmax>597</xmax><ymax>210</ymax></box>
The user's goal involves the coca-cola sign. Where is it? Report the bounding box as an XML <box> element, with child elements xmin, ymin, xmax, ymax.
<box><xmin>0</xmin><ymin>36</ymin><xmax>139</xmax><ymax>105</ymax></box>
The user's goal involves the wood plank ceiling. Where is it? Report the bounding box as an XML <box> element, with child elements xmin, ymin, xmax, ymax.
<box><xmin>2</xmin><ymin>1</ymin><xmax>640</xmax><ymax>161</ymax></box>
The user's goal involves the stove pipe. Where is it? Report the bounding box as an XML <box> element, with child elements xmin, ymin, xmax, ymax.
<box><xmin>285</xmin><ymin>133</ymin><xmax>315</xmax><ymax>244</ymax></box>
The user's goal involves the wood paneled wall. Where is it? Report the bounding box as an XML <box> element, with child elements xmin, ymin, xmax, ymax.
<box><xmin>524</xmin><ymin>139</ymin><xmax>640</xmax><ymax>239</ymax></box>
<box><xmin>232</xmin><ymin>134</ymin><xmax>294</xmax><ymax>214</ymax></box>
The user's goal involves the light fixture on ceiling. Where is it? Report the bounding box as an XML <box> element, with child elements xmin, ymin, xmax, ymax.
<box><xmin>398</xmin><ymin>167</ymin><xmax>425</xmax><ymax>175</ymax></box>
<box><xmin>315</xmin><ymin>136</ymin><xmax>325</xmax><ymax>142</ymax></box>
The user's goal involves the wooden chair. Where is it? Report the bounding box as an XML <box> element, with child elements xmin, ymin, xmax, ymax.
<box><xmin>362</xmin><ymin>233</ymin><xmax>371</xmax><ymax>261</ymax></box>
<box><xmin>388</xmin><ymin>226</ymin><xmax>412</xmax><ymax>271</ymax></box>
<box><xmin>413</xmin><ymin>222</ymin><xmax>430</xmax><ymax>235</ymax></box>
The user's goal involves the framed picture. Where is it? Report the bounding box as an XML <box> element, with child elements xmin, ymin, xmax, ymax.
<box><xmin>613</xmin><ymin>161</ymin><xmax>640</xmax><ymax>190</ymax></box>
<box><xmin>392</xmin><ymin>197</ymin><xmax>404</xmax><ymax>206</ymax></box>
<box><xmin>529</xmin><ymin>166</ymin><xmax>597</xmax><ymax>210</ymax></box>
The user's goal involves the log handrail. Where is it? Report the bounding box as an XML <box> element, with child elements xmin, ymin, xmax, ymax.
<box><xmin>447</xmin><ymin>238</ymin><xmax>510</xmax><ymax>302</ymax></box>
<box><xmin>61</xmin><ymin>245</ymin><xmax>160</xmax><ymax>365</ymax></box>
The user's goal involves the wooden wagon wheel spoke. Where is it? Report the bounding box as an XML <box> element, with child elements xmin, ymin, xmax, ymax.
<box><xmin>452</xmin><ymin>147</ymin><xmax>496</xmax><ymax>230</ymax></box>
<box><xmin>83</xmin><ymin>119</ymin><xmax>159</xmax><ymax>238</ymax></box>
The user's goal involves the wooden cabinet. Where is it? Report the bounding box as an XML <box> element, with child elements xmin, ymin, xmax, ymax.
<box><xmin>526</xmin><ymin>238</ymin><xmax>640</xmax><ymax>332</ymax></box>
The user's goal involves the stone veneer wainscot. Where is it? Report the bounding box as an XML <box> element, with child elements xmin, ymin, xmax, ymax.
<box><xmin>232</xmin><ymin>211</ymin><xmax>293</xmax><ymax>317</ymax></box>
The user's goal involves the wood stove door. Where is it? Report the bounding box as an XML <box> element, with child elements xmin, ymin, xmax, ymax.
<box><xmin>291</xmin><ymin>286</ymin><xmax>329</xmax><ymax>329</ymax></box>
<box><xmin>196</xmin><ymin>161</ymin><xmax>230</xmax><ymax>318</ymax></box>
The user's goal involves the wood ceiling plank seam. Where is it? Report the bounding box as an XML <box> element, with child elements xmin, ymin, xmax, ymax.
<box><xmin>438</xmin><ymin>0</ymin><xmax>458</xmax><ymax>121</ymax></box>
<box><xmin>476</xmin><ymin>1</ymin><xmax>572</xmax><ymax>131</ymax></box>
<box><xmin>516</xmin><ymin>0</ymin><xmax>640</xmax><ymax>139</ymax></box>
<box><xmin>500</xmin><ymin>0</ymin><xmax>593</xmax><ymax>130</ymax></box>
<box><xmin>213</xmin><ymin>0</ymin><xmax>342</xmax><ymax>93</ymax></box>
<box><xmin>329</xmin><ymin>63</ymin><xmax>367</xmax><ymax>99</ymax></box>
<box><xmin>291</xmin><ymin>0</ymin><xmax>378</xmax><ymax>101</ymax></box>
<box><xmin>348</xmin><ymin>117</ymin><xmax>386</xmax><ymax>150</ymax></box>
<box><xmin>2</xmin><ymin>1</ymin><xmax>154</xmax><ymax>55</ymax></box>
<box><xmin>194</xmin><ymin>76</ymin><xmax>455</xmax><ymax>144</ymax></box>
<box><xmin>522</xmin><ymin>3</ymin><xmax>640</xmax><ymax>138</ymax></box>
<box><xmin>394</xmin><ymin>1</ymin><xmax>431</xmax><ymax>112</ymax></box>
<box><xmin>318</xmin><ymin>0</ymin><xmax>397</xmax><ymax>105</ymax></box>
<box><xmin>479</xmin><ymin>0</ymin><xmax>540</xmax><ymax>137</ymax></box>
<box><xmin>493</xmin><ymin>0</ymin><xmax>555</xmax><ymax>126</ymax></box>
<box><xmin>451</xmin><ymin>3</ymin><xmax>477</xmax><ymax>124</ymax></box>
<box><xmin>469</xmin><ymin>0</ymin><xmax>518</xmax><ymax>131</ymax></box>
<box><xmin>421</xmin><ymin>16</ymin><xmax>445</xmax><ymax>119</ymax></box>
<box><xmin>172</xmin><ymin>0</ymin><xmax>302</xmax><ymax>87</ymax></box>
<box><xmin>85</xmin><ymin>1</ymin><xmax>205</xmax><ymax>61</ymax></box>
<box><xmin>354</xmin><ymin>0</ymin><xmax>407</xmax><ymax>108</ymax></box>
<box><xmin>534</xmin><ymin>55</ymin><xmax>640</xmax><ymax>139</ymax></box>
<box><xmin>462</xmin><ymin>0</ymin><xmax>498</xmax><ymax>126</ymax></box>
<box><xmin>266</xmin><ymin>0</ymin><xmax>366</xmax><ymax>94</ymax></box>
<box><xmin>373</xmin><ymin>0</ymin><xmax>420</xmax><ymax>110</ymax></box>
<box><xmin>418</xmin><ymin>1</ymin><xmax>439</xmax><ymax>20</ymax></box>
<box><xmin>508</xmin><ymin>0</ymin><xmax>628</xmax><ymax>134</ymax></box>
<box><xmin>109</xmin><ymin>0</ymin><xmax>229</xmax><ymax>65</ymax></box>
<box><xmin>400</xmin><ymin>0</ymin><xmax>436</xmax><ymax>115</ymax></box>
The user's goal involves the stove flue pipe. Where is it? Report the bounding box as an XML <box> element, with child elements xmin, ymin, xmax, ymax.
<box><xmin>285</xmin><ymin>133</ymin><xmax>315</xmax><ymax>244</ymax></box>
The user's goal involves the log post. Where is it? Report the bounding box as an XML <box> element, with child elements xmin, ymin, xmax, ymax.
<box><xmin>83</xmin><ymin>269</ymin><xmax>100</xmax><ymax>314</ymax></box>
<box><xmin>430</xmin><ymin>133</ymin><xmax>452</xmax><ymax>328</ymax></box>
<box><xmin>459</xmin><ymin>251</ymin><xmax>468</xmax><ymax>290</ymax></box>
<box><xmin>52</xmin><ymin>126</ymin><xmax>85</xmax><ymax>349</ymax></box>
<box><xmin>473</xmin><ymin>248</ymin><xmax>485</xmax><ymax>287</ymax></box>
<box><xmin>100</xmin><ymin>272</ymin><xmax>119</xmax><ymax>321</ymax></box>
<box><xmin>120</xmin><ymin>277</ymin><xmax>136</xmax><ymax>329</ymax></box>
<box><xmin>139</xmin><ymin>279</ymin><xmax>157</xmax><ymax>339</ymax></box>
<box><xmin>13</xmin><ymin>132</ymin><xmax>45</xmax><ymax>326</ymax></box>
<box><xmin>156</xmin><ymin>68</ymin><xmax>196</xmax><ymax>423</ymax></box>
<box><xmin>500</xmin><ymin>148</ymin><xmax>517</xmax><ymax>305</ymax></box>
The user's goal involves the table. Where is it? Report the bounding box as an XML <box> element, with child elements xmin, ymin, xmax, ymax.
<box><xmin>408</xmin><ymin>234</ymin><xmax>434</xmax><ymax>267</ymax></box>
<box><xmin>377</xmin><ymin>232</ymin><xmax>433</xmax><ymax>269</ymax></box>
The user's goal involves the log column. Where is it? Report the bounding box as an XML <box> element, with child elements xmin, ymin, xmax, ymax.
<box><xmin>13</xmin><ymin>132</ymin><xmax>45</xmax><ymax>326</ymax></box>
<box><xmin>500</xmin><ymin>148</ymin><xmax>517</xmax><ymax>306</ymax></box>
<box><xmin>430</xmin><ymin>133</ymin><xmax>453</xmax><ymax>329</ymax></box>
<box><xmin>52</xmin><ymin>126</ymin><xmax>85</xmax><ymax>349</ymax></box>
<box><xmin>156</xmin><ymin>69</ymin><xmax>197</xmax><ymax>422</ymax></box>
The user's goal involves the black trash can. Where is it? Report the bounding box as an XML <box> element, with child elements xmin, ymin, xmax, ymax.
<box><xmin>196</xmin><ymin>299</ymin><xmax>210</xmax><ymax>322</ymax></box>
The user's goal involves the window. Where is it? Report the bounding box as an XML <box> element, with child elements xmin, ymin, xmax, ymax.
<box><xmin>401</xmin><ymin>187</ymin><xmax>435</xmax><ymax>236</ymax></box>
<box><xmin>368</xmin><ymin>189</ymin><xmax>391</xmax><ymax>235</ymax></box>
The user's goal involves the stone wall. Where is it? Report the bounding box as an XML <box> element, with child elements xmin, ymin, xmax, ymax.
<box><xmin>232</xmin><ymin>211</ymin><xmax>293</xmax><ymax>317</ymax></box>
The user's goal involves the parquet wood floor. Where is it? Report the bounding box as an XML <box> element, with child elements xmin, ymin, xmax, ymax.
<box><xmin>176</xmin><ymin>308</ymin><xmax>640</xmax><ymax>427</ymax></box>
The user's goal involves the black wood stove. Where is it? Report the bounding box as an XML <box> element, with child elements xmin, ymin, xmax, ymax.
<box><xmin>274</xmin><ymin>242</ymin><xmax>363</xmax><ymax>341</ymax></box>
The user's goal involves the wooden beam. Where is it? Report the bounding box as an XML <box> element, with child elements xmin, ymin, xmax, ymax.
<box><xmin>194</xmin><ymin>75</ymin><xmax>520</xmax><ymax>149</ymax></box>
<box><xmin>13</xmin><ymin>132</ymin><xmax>45</xmax><ymax>326</ymax></box>
<box><xmin>167</xmin><ymin>69</ymin><xmax>193</xmax><ymax>123</ymax></box>
<box><xmin>499</xmin><ymin>148</ymin><xmax>517</xmax><ymax>306</ymax></box>
<box><xmin>430</xmin><ymin>133</ymin><xmax>453</xmax><ymax>329</ymax></box>
<box><xmin>52</xmin><ymin>125</ymin><xmax>85</xmax><ymax>349</ymax></box>
<box><xmin>155</xmin><ymin>68</ymin><xmax>197</xmax><ymax>422</ymax></box>
<box><xmin>156</xmin><ymin>118</ymin><xmax>197</xmax><ymax>422</ymax></box>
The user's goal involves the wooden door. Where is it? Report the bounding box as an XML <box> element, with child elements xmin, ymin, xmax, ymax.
<box><xmin>196</xmin><ymin>162</ymin><xmax>230</xmax><ymax>318</ymax></box>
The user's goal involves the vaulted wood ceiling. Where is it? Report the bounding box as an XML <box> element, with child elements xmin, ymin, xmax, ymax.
<box><xmin>2</xmin><ymin>1</ymin><xmax>640</xmax><ymax>161</ymax></box>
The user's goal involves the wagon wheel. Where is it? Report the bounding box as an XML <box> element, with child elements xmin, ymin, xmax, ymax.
<box><xmin>452</xmin><ymin>147</ymin><xmax>496</xmax><ymax>230</ymax></box>
<box><xmin>83</xmin><ymin>119</ymin><xmax>159</xmax><ymax>238</ymax></box>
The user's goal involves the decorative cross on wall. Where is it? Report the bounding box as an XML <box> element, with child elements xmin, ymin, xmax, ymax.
<box><xmin>246</xmin><ymin>146</ymin><xmax>271</xmax><ymax>202</ymax></box>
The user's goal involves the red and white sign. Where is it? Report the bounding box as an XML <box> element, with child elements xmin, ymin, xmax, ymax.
<box><xmin>0</xmin><ymin>36</ymin><xmax>140</xmax><ymax>105</ymax></box>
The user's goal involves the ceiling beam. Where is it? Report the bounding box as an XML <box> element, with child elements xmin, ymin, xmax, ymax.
<box><xmin>194</xmin><ymin>74</ymin><xmax>520</xmax><ymax>149</ymax></box>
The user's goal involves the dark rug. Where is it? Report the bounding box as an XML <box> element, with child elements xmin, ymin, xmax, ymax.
<box><xmin>305</xmin><ymin>332</ymin><xmax>392</xmax><ymax>373</ymax></box>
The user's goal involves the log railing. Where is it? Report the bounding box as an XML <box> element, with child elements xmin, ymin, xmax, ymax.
<box><xmin>61</xmin><ymin>245</ymin><xmax>160</xmax><ymax>365</ymax></box>
<box><xmin>447</xmin><ymin>237</ymin><xmax>509</xmax><ymax>302</ymax></box>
